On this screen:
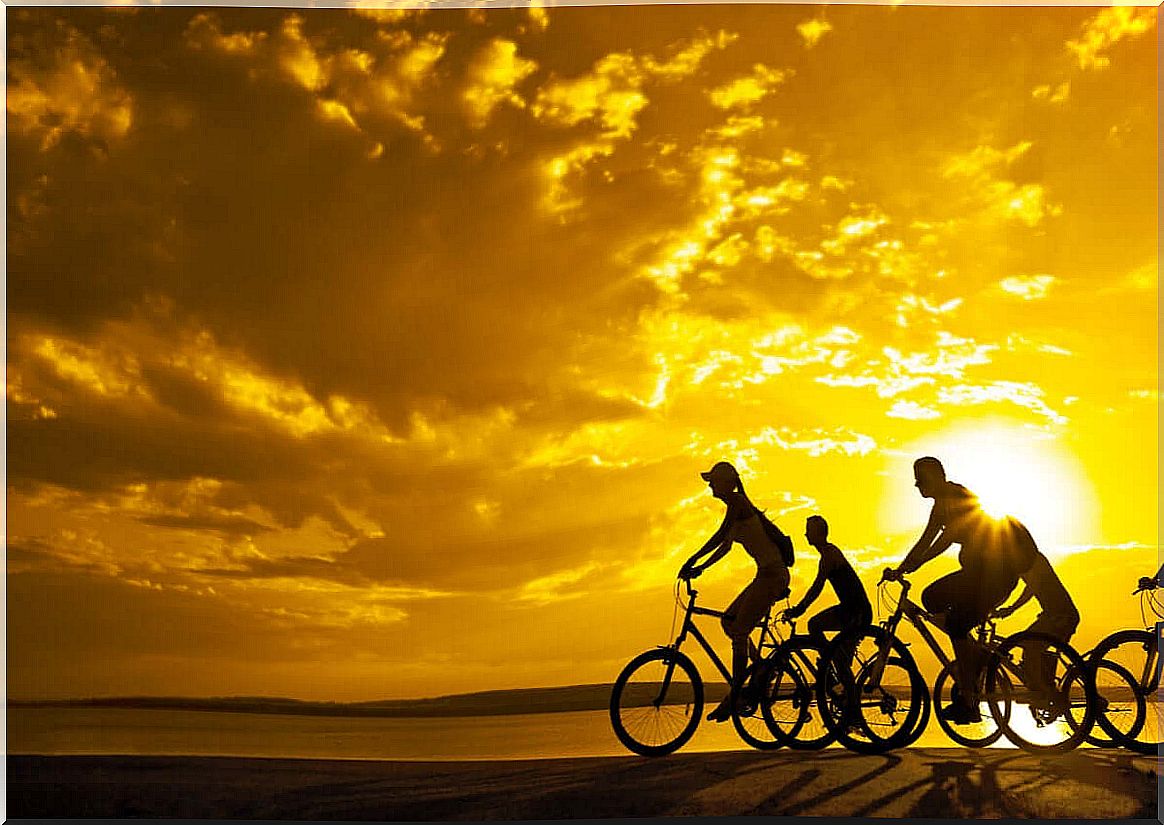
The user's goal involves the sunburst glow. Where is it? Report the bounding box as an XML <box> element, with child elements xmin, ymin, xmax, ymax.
<box><xmin>885</xmin><ymin>419</ymin><xmax>1099</xmax><ymax>554</ymax></box>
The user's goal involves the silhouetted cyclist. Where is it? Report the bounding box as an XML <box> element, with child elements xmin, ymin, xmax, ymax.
<box><xmin>785</xmin><ymin>515</ymin><xmax>872</xmax><ymax>646</ymax></box>
<box><xmin>992</xmin><ymin>547</ymin><xmax>1079</xmax><ymax>700</ymax></box>
<box><xmin>680</xmin><ymin>461</ymin><xmax>792</xmax><ymax>723</ymax></box>
<box><xmin>885</xmin><ymin>457</ymin><xmax>1034</xmax><ymax>725</ymax></box>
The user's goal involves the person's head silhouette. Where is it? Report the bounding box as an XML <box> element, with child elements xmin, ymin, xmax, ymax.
<box><xmin>700</xmin><ymin>461</ymin><xmax>741</xmax><ymax>501</ymax></box>
<box><xmin>913</xmin><ymin>456</ymin><xmax>946</xmax><ymax>499</ymax></box>
<box><xmin>805</xmin><ymin>514</ymin><xmax>828</xmax><ymax>546</ymax></box>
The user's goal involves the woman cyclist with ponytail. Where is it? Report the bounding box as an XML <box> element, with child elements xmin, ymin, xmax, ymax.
<box><xmin>679</xmin><ymin>461</ymin><xmax>793</xmax><ymax>722</ymax></box>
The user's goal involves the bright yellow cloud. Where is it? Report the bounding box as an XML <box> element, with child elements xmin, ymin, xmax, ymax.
<box><xmin>278</xmin><ymin>15</ymin><xmax>326</xmax><ymax>91</ymax></box>
<box><xmin>185</xmin><ymin>13</ymin><xmax>267</xmax><ymax>55</ymax></box>
<box><xmin>796</xmin><ymin>18</ymin><xmax>833</xmax><ymax>48</ymax></box>
<box><xmin>1032</xmin><ymin>81</ymin><xmax>1070</xmax><ymax>104</ymax></box>
<box><xmin>886</xmin><ymin>400</ymin><xmax>941</xmax><ymax>420</ymax></box>
<box><xmin>461</xmin><ymin>38</ymin><xmax>538</xmax><ymax>129</ymax></box>
<box><xmin>1067</xmin><ymin>7</ymin><xmax>1155</xmax><ymax>71</ymax></box>
<box><xmin>29</xmin><ymin>335</ymin><xmax>146</xmax><ymax>400</ymax></box>
<box><xmin>1000</xmin><ymin>274</ymin><xmax>1056</xmax><ymax>300</ymax></box>
<box><xmin>7</xmin><ymin>28</ymin><xmax>134</xmax><ymax>151</ymax></box>
<box><xmin>708</xmin><ymin>64</ymin><xmax>788</xmax><ymax>111</ymax></box>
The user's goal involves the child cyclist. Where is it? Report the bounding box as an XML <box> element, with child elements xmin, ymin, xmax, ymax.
<box><xmin>784</xmin><ymin>515</ymin><xmax>872</xmax><ymax>645</ymax></box>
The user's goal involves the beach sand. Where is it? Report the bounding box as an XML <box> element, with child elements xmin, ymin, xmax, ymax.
<box><xmin>8</xmin><ymin>748</ymin><xmax>1159</xmax><ymax>820</ymax></box>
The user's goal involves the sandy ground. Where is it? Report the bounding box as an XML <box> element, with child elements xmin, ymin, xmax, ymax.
<box><xmin>7</xmin><ymin>748</ymin><xmax>1160</xmax><ymax>821</ymax></box>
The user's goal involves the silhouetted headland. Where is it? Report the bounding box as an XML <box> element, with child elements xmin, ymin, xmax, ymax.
<box><xmin>9</xmin><ymin>682</ymin><xmax>731</xmax><ymax>718</ymax></box>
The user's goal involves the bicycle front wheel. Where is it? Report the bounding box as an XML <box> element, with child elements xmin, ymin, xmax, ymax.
<box><xmin>610</xmin><ymin>648</ymin><xmax>703</xmax><ymax>756</ymax></box>
<box><xmin>933</xmin><ymin>660</ymin><xmax>1007</xmax><ymax>748</ymax></box>
<box><xmin>1085</xmin><ymin>659</ymin><xmax>1145</xmax><ymax>748</ymax></box>
<box><xmin>985</xmin><ymin>632</ymin><xmax>1095</xmax><ymax>754</ymax></box>
<box><xmin>731</xmin><ymin>659</ymin><xmax>783</xmax><ymax>750</ymax></box>
<box><xmin>1090</xmin><ymin>629</ymin><xmax>1160</xmax><ymax>755</ymax></box>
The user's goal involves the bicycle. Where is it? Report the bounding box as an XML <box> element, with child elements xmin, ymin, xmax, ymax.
<box><xmin>752</xmin><ymin>614</ymin><xmax>839</xmax><ymax>750</ymax></box>
<box><xmin>820</xmin><ymin>570</ymin><xmax>1096</xmax><ymax>754</ymax></box>
<box><xmin>1085</xmin><ymin>574</ymin><xmax>1162</xmax><ymax>755</ymax></box>
<box><xmin>608</xmin><ymin>572</ymin><xmax>787</xmax><ymax>756</ymax></box>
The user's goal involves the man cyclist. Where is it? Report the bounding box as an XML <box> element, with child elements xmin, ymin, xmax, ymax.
<box><xmin>884</xmin><ymin>457</ymin><xmax>1034</xmax><ymax>724</ymax></box>
<box><xmin>991</xmin><ymin>545</ymin><xmax>1080</xmax><ymax>701</ymax></box>
<box><xmin>785</xmin><ymin>515</ymin><xmax>872</xmax><ymax>646</ymax></box>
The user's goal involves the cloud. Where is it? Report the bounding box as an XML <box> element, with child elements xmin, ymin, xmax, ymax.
<box><xmin>1031</xmin><ymin>81</ymin><xmax>1070</xmax><ymax>104</ymax></box>
<box><xmin>942</xmin><ymin>141</ymin><xmax>1060</xmax><ymax>228</ymax></box>
<box><xmin>1066</xmin><ymin>7</ymin><xmax>1156</xmax><ymax>71</ymax></box>
<box><xmin>886</xmin><ymin>400</ymin><xmax>941</xmax><ymax>420</ymax></box>
<box><xmin>7</xmin><ymin>20</ymin><xmax>134</xmax><ymax>151</ymax></box>
<box><xmin>708</xmin><ymin>64</ymin><xmax>789</xmax><ymax>111</ymax></box>
<box><xmin>461</xmin><ymin>38</ymin><xmax>538</xmax><ymax>129</ymax></box>
<box><xmin>532</xmin><ymin>33</ymin><xmax>732</xmax><ymax>140</ymax></box>
<box><xmin>748</xmin><ymin>426</ymin><xmax>877</xmax><ymax>458</ymax></box>
<box><xmin>999</xmin><ymin>274</ymin><xmax>1056</xmax><ymax>300</ymax></box>
<box><xmin>937</xmin><ymin>381</ymin><xmax>1067</xmax><ymax>424</ymax></box>
<box><xmin>796</xmin><ymin>18</ymin><xmax>833</xmax><ymax>48</ymax></box>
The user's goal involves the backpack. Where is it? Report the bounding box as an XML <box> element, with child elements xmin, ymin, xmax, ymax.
<box><xmin>754</xmin><ymin>506</ymin><xmax>795</xmax><ymax>567</ymax></box>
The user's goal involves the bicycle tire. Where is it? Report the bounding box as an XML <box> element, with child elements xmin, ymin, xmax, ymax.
<box><xmin>818</xmin><ymin>627</ymin><xmax>926</xmax><ymax>755</ymax></box>
<box><xmin>898</xmin><ymin>669</ymin><xmax>932</xmax><ymax>748</ymax></box>
<box><xmin>1082</xmin><ymin>659</ymin><xmax>1145</xmax><ymax>748</ymax></box>
<box><xmin>985</xmin><ymin>631</ymin><xmax>1095</xmax><ymax>754</ymax></box>
<box><xmin>609</xmin><ymin>648</ymin><xmax>703</xmax><ymax>756</ymax></box>
<box><xmin>761</xmin><ymin>637</ymin><xmax>836</xmax><ymax>750</ymax></box>
<box><xmin>1089</xmin><ymin>629</ymin><xmax>1160</xmax><ymax>755</ymax></box>
<box><xmin>731</xmin><ymin>659</ymin><xmax>784</xmax><ymax>750</ymax></box>
<box><xmin>932</xmin><ymin>660</ymin><xmax>1007</xmax><ymax>748</ymax></box>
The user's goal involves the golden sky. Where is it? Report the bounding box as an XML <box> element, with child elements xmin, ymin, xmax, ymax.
<box><xmin>6</xmin><ymin>4</ymin><xmax>1158</xmax><ymax>701</ymax></box>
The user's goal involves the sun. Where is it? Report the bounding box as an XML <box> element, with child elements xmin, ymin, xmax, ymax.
<box><xmin>882</xmin><ymin>419</ymin><xmax>1098</xmax><ymax>555</ymax></box>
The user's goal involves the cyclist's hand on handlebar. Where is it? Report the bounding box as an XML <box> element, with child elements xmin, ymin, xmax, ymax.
<box><xmin>1137</xmin><ymin>576</ymin><xmax>1157</xmax><ymax>593</ymax></box>
<box><xmin>881</xmin><ymin>567</ymin><xmax>903</xmax><ymax>583</ymax></box>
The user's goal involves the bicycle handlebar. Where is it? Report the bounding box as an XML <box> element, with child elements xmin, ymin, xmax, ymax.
<box><xmin>1134</xmin><ymin>576</ymin><xmax>1159</xmax><ymax>595</ymax></box>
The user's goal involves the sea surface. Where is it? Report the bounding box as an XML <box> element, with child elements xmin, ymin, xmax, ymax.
<box><xmin>7</xmin><ymin>706</ymin><xmax>1032</xmax><ymax>760</ymax></box>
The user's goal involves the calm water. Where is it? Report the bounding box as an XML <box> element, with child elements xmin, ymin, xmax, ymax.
<box><xmin>8</xmin><ymin>706</ymin><xmax>1024</xmax><ymax>760</ymax></box>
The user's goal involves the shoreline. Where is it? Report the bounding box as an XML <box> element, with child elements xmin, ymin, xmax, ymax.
<box><xmin>9</xmin><ymin>748</ymin><xmax>1159</xmax><ymax>820</ymax></box>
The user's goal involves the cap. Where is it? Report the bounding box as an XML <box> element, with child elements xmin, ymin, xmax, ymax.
<box><xmin>700</xmin><ymin>461</ymin><xmax>739</xmax><ymax>485</ymax></box>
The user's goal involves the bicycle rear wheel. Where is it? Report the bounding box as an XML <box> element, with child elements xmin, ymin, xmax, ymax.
<box><xmin>985</xmin><ymin>632</ymin><xmax>1095</xmax><ymax>754</ymax></box>
<box><xmin>933</xmin><ymin>661</ymin><xmax>1007</xmax><ymax>748</ymax></box>
<box><xmin>1090</xmin><ymin>629</ymin><xmax>1160</xmax><ymax>755</ymax></box>
<box><xmin>819</xmin><ymin>629</ymin><xmax>926</xmax><ymax>755</ymax></box>
<box><xmin>610</xmin><ymin>648</ymin><xmax>703</xmax><ymax>756</ymax></box>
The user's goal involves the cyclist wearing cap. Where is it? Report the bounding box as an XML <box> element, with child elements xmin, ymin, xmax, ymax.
<box><xmin>680</xmin><ymin>460</ymin><xmax>792</xmax><ymax>722</ymax></box>
<box><xmin>885</xmin><ymin>457</ymin><xmax>1033</xmax><ymax>725</ymax></box>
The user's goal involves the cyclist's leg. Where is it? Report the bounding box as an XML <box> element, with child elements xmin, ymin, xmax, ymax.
<box><xmin>1022</xmin><ymin>608</ymin><xmax>1081</xmax><ymax>700</ymax></box>
<box><xmin>807</xmin><ymin>604</ymin><xmax>848</xmax><ymax>645</ymax></box>
<box><xmin>714</xmin><ymin>570</ymin><xmax>787</xmax><ymax>717</ymax></box>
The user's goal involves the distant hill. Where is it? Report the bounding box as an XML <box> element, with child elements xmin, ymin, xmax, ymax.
<box><xmin>9</xmin><ymin>683</ymin><xmax>733</xmax><ymax>718</ymax></box>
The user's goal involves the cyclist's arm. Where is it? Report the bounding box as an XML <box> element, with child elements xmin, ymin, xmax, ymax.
<box><xmin>790</xmin><ymin>556</ymin><xmax>828</xmax><ymax>617</ymax></box>
<box><xmin>683</xmin><ymin>509</ymin><xmax>735</xmax><ymax>575</ymax></box>
<box><xmin>898</xmin><ymin>508</ymin><xmax>948</xmax><ymax>574</ymax></box>
<box><xmin>995</xmin><ymin>581</ymin><xmax>1034</xmax><ymax>616</ymax></box>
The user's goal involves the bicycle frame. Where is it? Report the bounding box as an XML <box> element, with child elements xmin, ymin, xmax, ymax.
<box><xmin>1137</xmin><ymin>622</ymin><xmax>1163</xmax><ymax>693</ymax></box>
<box><xmin>866</xmin><ymin>578</ymin><xmax>1025</xmax><ymax>692</ymax></box>
<box><xmin>867</xmin><ymin>578</ymin><xmax>954</xmax><ymax>683</ymax></box>
<box><xmin>656</xmin><ymin>579</ymin><xmax>780</xmax><ymax>701</ymax></box>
